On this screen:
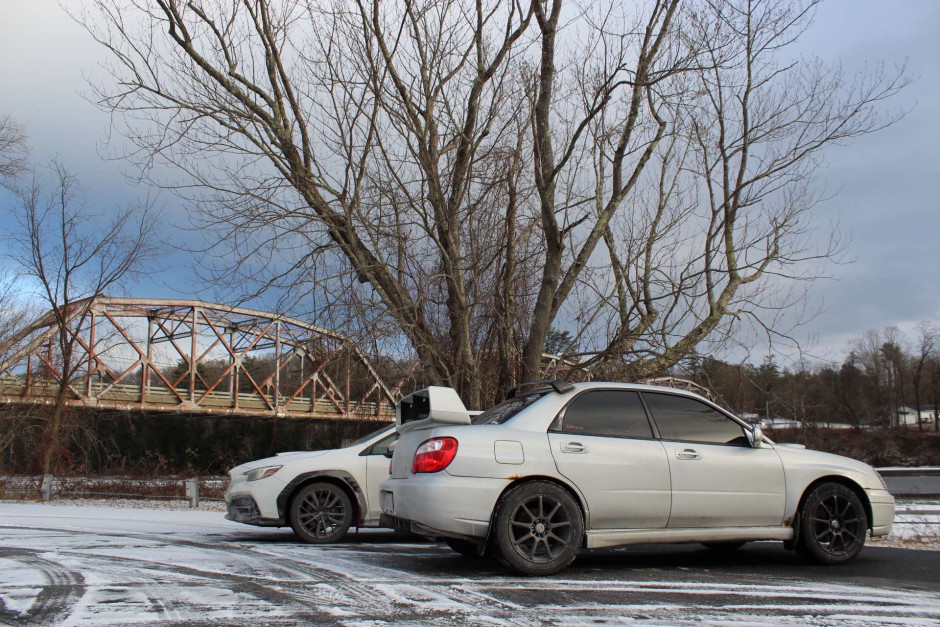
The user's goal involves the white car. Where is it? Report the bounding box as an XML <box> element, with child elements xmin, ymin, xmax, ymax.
<box><xmin>380</xmin><ymin>382</ymin><xmax>895</xmax><ymax>575</ymax></box>
<box><xmin>225</xmin><ymin>425</ymin><xmax>398</xmax><ymax>543</ymax></box>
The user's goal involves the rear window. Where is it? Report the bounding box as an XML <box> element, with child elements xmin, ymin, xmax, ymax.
<box><xmin>472</xmin><ymin>392</ymin><xmax>547</xmax><ymax>425</ymax></box>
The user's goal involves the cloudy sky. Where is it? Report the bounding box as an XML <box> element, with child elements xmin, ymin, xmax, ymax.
<box><xmin>0</xmin><ymin>0</ymin><xmax>938</xmax><ymax>364</ymax></box>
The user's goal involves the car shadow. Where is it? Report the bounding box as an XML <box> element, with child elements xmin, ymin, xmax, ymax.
<box><xmin>222</xmin><ymin>528</ymin><xmax>427</xmax><ymax>545</ymax></box>
<box><xmin>216</xmin><ymin>531</ymin><xmax>934</xmax><ymax>591</ymax></box>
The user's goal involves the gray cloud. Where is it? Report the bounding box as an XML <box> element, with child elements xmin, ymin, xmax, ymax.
<box><xmin>1</xmin><ymin>0</ymin><xmax>937</xmax><ymax>361</ymax></box>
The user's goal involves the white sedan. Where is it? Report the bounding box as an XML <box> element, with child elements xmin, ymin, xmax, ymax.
<box><xmin>225</xmin><ymin>426</ymin><xmax>397</xmax><ymax>543</ymax></box>
<box><xmin>380</xmin><ymin>382</ymin><xmax>895</xmax><ymax>575</ymax></box>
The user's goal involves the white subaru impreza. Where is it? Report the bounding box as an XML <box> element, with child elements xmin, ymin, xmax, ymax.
<box><xmin>380</xmin><ymin>382</ymin><xmax>895</xmax><ymax>575</ymax></box>
<box><xmin>225</xmin><ymin>425</ymin><xmax>398</xmax><ymax>543</ymax></box>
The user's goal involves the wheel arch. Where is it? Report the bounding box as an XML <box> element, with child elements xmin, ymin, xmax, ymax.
<box><xmin>796</xmin><ymin>475</ymin><xmax>873</xmax><ymax>531</ymax></box>
<box><xmin>485</xmin><ymin>475</ymin><xmax>589</xmax><ymax>547</ymax></box>
<box><xmin>278</xmin><ymin>470</ymin><xmax>366</xmax><ymax>526</ymax></box>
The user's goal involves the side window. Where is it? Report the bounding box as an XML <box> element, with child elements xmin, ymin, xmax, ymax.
<box><xmin>555</xmin><ymin>390</ymin><xmax>653</xmax><ymax>439</ymax></box>
<box><xmin>367</xmin><ymin>433</ymin><xmax>398</xmax><ymax>456</ymax></box>
<box><xmin>643</xmin><ymin>393</ymin><xmax>747</xmax><ymax>446</ymax></box>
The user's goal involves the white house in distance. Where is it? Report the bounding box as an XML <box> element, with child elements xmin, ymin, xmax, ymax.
<box><xmin>896</xmin><ymin>406</ymin><xmax>938</xmax><ymax>427</ymax></box>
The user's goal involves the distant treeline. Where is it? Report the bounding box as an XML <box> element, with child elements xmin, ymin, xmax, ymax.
<box><xmin>681</xmin><ymin>325</ymin><xmax>940</xmax><ymax>430</ymax></box>
<box><xmin>0</xmin><ymin>407</ymin><xmax>388</xmax><ymax>476</ymax></box>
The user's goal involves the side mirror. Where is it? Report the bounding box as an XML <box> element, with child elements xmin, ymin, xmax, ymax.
<box><xmin>750</xmin><ymin>425</ymin><xmax>764</xmax><ymax>448</ymax></box>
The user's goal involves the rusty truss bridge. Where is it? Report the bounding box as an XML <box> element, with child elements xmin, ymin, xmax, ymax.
<box><xmin>0</xmin><ymin>298</ymin><xmax>405</xmax><ymax>421</ymax></box>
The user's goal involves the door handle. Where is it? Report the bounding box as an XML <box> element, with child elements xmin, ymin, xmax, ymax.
<box><xmin>561</xmin><ymin>441</ymin><xmax>588</xmax><ymax>454</ymax></box>
<box><xmin>675</xmin><ymin>448</ymin><xmax>700</xmax><ymax>460</ymax></box>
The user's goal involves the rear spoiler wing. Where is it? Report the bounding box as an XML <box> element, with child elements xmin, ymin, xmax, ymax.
<box><xmin>396</xmin><ymin>386</ymin><xmax>471</xmax><ymax>432</ymax></box>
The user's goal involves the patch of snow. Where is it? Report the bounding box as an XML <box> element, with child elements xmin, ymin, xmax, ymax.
<box><xmin>2</xmin><ymin>502</ymin><xmax>940</xmax><ymax>626</ymax></box>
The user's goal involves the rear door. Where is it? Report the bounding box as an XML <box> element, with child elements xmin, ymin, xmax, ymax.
<box><xmin>642</xmin><ymin>392</ymin><xmax>786</xmax><ymax>528</ymax></box>
<box><xmin>548</xmin><ymin>390</ymin><xmax>671</xmax><ymax>530</ymax></box>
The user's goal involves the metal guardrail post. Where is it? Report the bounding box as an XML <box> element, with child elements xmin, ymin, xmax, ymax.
<box><xmin>41</xmin><ymin>474</ymin><xmax>54</xmax><ymax>502</ymax></box>
<box><xmin>185</xmin><ymin>478</ymin><xmax>199</xmax><ymax>508</ymax></box>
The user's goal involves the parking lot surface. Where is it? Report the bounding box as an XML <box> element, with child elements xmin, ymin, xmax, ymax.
<box><xmin>0</xmin><ymin>502</ymin><xmax>938</xmax><ymax>626</ymax></box>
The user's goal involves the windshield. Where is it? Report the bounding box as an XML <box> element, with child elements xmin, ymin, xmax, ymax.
<box><xmin>344</xmin><ymin>424</ymin><xmax>395</xmax><ymax>448</ymax></box>
<box><xmin>472</xmin><ymin>392</ymin><xmax>548</xmax><ymax>425</ymax></box>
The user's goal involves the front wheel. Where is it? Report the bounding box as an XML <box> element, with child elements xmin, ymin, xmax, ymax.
<box><xmin>493</xmin><ymin>481</ymin><xmax>584</xmax><ymax>576</ymax></box>
<box><xmin>289</xmin><ymin>482</ymin><xmax>354</xmax><ymax>544</ymax></box>
<box><xmin>796</xmin><ymin>482</ymin><xmax>868</xmax><ymax>565</ymax></box>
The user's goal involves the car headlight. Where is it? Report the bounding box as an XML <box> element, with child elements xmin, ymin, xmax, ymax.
<box><xmin>244</xmin><ymin>465</ymin><xmax>282</xmax><ymax>481</ymax></box>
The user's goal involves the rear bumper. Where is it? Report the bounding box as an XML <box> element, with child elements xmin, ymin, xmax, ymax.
<box><xmin>380</xmin><ymin>474</ymin><xmax>509</xmax><ymax>540</ymax></box>
<box><xmin>868</xmin><ymin>489</ymin><xmax>895</xmax><ymax>537</ymax></box>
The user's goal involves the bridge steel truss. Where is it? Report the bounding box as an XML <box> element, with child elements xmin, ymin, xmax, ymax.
<box><xmin>0</xmin><ymin>297</ymin><xmax>402</xmax><ymax>420</ymax></box>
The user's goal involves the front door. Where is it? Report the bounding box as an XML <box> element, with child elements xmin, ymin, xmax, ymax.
<box><xmin>548</xmin><ymin>389</ymin><xmax>671</xmax><ymax>530</ymax></box>
<box><xmin>642</xmin><ymin>392</ymin><xmax>786</xmax><ymax>528</ymax></box>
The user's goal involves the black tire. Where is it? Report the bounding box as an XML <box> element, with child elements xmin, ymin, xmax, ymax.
<box><xmin>796</xmin><ymin>482</ymin><xmax>868</xmax><ymax>565</ymax></box>
<box><xmin>702</xmin><ymin>541</ymin><xmax>747</xmax><ymax>552</ymax></box>
<box><xmin>493</xmin><ymin>481</ymin><xmax>584</xmax><ymax>576</ymax></box>
<box><xmin>445</xmin><ymin>538</ymin><xmax>484</xmax><ymax>558</ymax></box>
<box><xmin>289</xmin><ymin>482</ymin><xmax>354</xmax><ymax>544</ymax></box>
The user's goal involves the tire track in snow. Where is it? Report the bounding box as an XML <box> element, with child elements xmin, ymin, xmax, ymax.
<box><xmin>3</xmin><ymin>521</ymin><xmax>940</xmax><ymax>625</ymax></box>
<box><xmin>0</xmin><ymin>547</ymin><xmax>86</xmax><ymax>626</ymax></box>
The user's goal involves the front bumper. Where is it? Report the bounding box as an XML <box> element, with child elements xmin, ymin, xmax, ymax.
<box><xmin>868</xmin><ymin>489</ymin><xmax>895</xmax><ymax>537</ymax></box>
<box><xmin>380</xmin><ymin>473</ymin><xmax>509</xmax><ymax>540</ymax></box>
<box><xmin>224</xmin><ymin>473</ymin><xmax>289</xmax><ymax>526</ymax></box>
<box><xmin>225</xmin><ymin>495</ymin><xmax>285</xmax><ymax>526</ymax></box>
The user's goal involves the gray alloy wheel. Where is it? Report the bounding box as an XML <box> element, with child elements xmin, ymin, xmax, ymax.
<box><xmin>797</xmin><ymin>482</ymin><xmax>868</xmax><ymax>565</ymax></box>
<box><xmin>289</xmin><ymin>482</ymin><xmax>353</xmax><ymax>544</ymax></box>
<box><xmin>494</xmin><ymin>481</ymin><xmax>584</xmax><ymax>576</ymax></box>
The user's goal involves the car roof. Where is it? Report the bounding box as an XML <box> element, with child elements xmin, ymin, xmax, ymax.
<box><xmin>567</xmin><ymin>381</ymin><xmax>709</xmax><ymax>399</ymax></box>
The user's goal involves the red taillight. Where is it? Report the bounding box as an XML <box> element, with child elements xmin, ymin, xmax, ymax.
<box><xmin>412</xmin><ymin>437</ymin><xmax>458</xmax><ymax>473</ymax></box>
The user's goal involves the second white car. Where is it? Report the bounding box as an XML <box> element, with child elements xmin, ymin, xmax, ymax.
<box><xmin>225</xmin><ymin>425</ymin><xmax>397</xmax><ymax>543</ymax></box>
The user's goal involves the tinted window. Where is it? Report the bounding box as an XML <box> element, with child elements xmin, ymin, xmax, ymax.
<box><xmin>473</xmin><ymin>392</ymin><xmax>548</xmax><ymax>425</ymax></box>
<box><xmin>644</xmin><ymin>393</ymin><xmax>747</xmax><ymax>445</ymax></box>
<box><xmin>346</xmin><ymin>425</ymin><xmax>394</xmax><ymax>449</ymax></box>
<box><xmin>556</xmin><ymin>390</ymin><xmax>653</xmax><ymax>439</ymax></box>
<box><xmin>367</xmin><ymin>432</ymin><xmax>398</xmax><ymax>456</ymax></box>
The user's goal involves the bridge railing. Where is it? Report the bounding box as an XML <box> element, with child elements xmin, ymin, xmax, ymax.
<box><xmin>0</xmin><ymin>298</ymin><xmax>406</xmax><ymax>420</ymax></box>
<box><xmin>1</xmin><ymin>375</ymin><xmax>395</xmax><ymax>419</ymax></box>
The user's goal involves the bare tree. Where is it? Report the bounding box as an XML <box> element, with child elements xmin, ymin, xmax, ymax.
<box><xmin>880</xmin><ymin>326</ymin><xmax>908</xmax><ymax>428</ymax></box>
<box><xmin>4</xmin><ymin>162</ymin><xmax>157</xmax><ymax>473</ymax></box>
<box><xmin>545</xmin><ymin>0</ymin><xmax>907</xmax><ymax>380</ymax></box>
<box><xmin>78</xmin><ymin>0</ymin><xmax>907</xmax><ymax>405</ymax></box>
<box><xmin>927</xmin><ymin>354</ymin><xmax>940</xmax><ymax>432</ymax></box>
<box><xmin>850</xmin><ymin>329</ymin><xmax>890</xmax><ymax>426</ymax></box>
<box><xmin>911</xmin><ymin>321</ymin><xmax>938</xmax><ymax>431</ymax></box>
<box><xmin>0</xmin><ymin>114</ymin><xmax>29</xmax><ymax>184</ymax></box>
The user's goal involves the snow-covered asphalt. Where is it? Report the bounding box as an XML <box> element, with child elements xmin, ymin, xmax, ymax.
<box><xmin>1</xmin><ymin>502</ymin><xmax>938</xmax><ymax>626</ymax></box>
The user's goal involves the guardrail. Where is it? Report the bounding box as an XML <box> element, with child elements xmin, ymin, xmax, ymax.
<box><xmin>0</xmin><ymin>475</ymin><xmax>227</xmax><ymax>507</ymax></box>
<box><xmin>877</xmin><ymin>467</ymin><xmax>940</xmax><ymax>497</ymax></box>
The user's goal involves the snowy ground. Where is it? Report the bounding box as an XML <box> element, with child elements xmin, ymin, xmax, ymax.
<box><xmin>874</xmin><ymin>500</ymin><xmax>940</xmax><ymax>547</ymax></box>
<box><xmin>1</xmin><ymin>502</ymin><xmax>939</xmax><ymax>626</ymax></box>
